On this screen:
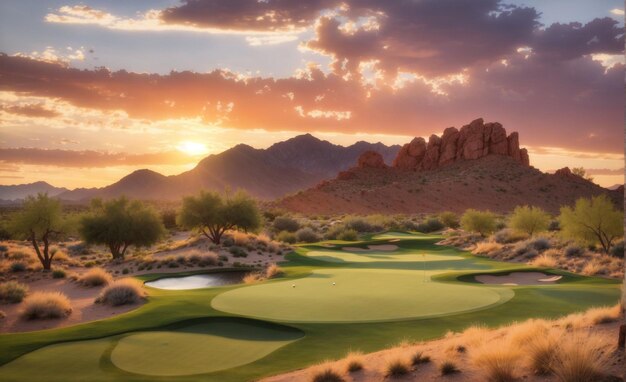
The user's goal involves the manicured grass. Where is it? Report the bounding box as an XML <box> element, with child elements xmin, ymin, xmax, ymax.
<box><xmin>111</xmin><ymin>318</ymin><xmax>303</xmax><ymax>376</ymax></box>
<box><xmin>212</xmin><ymin>268</ymin><xmax>512</xmax><ymax>322</ymax></box>
<box><xmin>0</xmin><ymin>232</ymin><xmax>620</xmax><ymax>382</ymax></box>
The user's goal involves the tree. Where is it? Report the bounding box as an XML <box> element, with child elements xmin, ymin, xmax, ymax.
<box><xmin>558</xmin><ymin>195</ymin><xmax>623</xmax><ymax>254</ymax></box>
<box><xmin>439</xmin><ymin>211</ymin><xmax>460</xmax><ymax>229</ymax></box>
<box><xmin>461</xmin><ymin>209</ymin><xmax>497</xmax><ymax>237</ymax></box>
<box><xmin>509</xmin><ymin>205</ymin><xmax>551</xmax><ymax>236</ymax></box>
<box><xmin>79</xmin><ymin>197</ymin><xmax>165</xmax><ymax>260</ymax></box>
<box><xmin>571</xmin><ymin>167</ymin><xmax>594</xmax><ymax>182</ymax></box>
<box><xmin>177</xmin><ymin>190</ymin><xmax>261</xmax><ymax>244</ymax></box>
<box><xmin>10</xmin><ymin>193</ymin><xmax>70</xmax><ymax>270</ymax></box>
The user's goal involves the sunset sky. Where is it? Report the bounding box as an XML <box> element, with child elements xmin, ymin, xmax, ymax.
<box><xmin>0</xmin><ymin>0</ymin><xmax>624</xmax><ymax>188</ymax></box>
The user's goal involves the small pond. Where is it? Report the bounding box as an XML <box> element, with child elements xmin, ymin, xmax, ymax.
<box><xmin>145</xmin><ymin>272</ymin><xmax>249</xmax><ymax>290</ymax></box>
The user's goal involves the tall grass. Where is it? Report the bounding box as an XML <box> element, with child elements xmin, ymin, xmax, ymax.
<box><xmin>471</xmin><ymin>342</ymin><xmax>521</xmax><ymax>382</ymax></box>
<box><xmin>551</xmin><ymin>334</ymin><xmax>609</xmax><ymax>382</ymax></box>
<box><xmin>78</xmin><ymin>267</ymin><xmax>112</xmax><ymax>286</ymax></box>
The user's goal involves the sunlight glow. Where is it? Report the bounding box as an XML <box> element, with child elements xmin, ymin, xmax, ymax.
<box><xmin>176</xmin><ymin>141</ymin><xmax>209</xmax><ymax>156</ymax></box>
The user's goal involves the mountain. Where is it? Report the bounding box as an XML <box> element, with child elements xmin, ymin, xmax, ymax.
<box><xmin>38</xmin><ymin>135</ymin><xmax>399</xmax><ymax>202</ymax></box>
<box><xmin>0</xmin><ymin>181</ymin><xmax>68</xmax><ymax>201</ymax></box>
<box><xmin>277</xmin><ymin>119</ymin><xmax>621</xmax><ymax>214</ymax></box>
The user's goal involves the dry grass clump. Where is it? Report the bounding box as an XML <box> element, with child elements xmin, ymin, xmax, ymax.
<box><xmin>439</xmin><ymin>359</ymin><xmax>459</xmax><ymax>375</ymax></box>
<box><xmin>530</xmin><ymin>253</ymin><xmax>557</xmax><ymax>267</ymax></box>
<box><xmin>310</xmin><ymin>363</ymin><xmax>344</xmax><ymax>382</ymax></box>
<box><xmin>508</xmin><ymin>319</ymin><xmax>549</xmax><ymax>346</ymax></box>
<box><xmin>0</xmin><ymin>281</ymin><xmax>29</xmax><ymax>303</ymax></box>
<box><xmin>78</xmin><ymin>267</ymin><xmax>113</xmax><ymax>287</ymax></box>
<box><xmin>187</xmin><ymin>250</ymin><xmax>219</xmax><ymax>266</ymax></box>
<box><xmin>384</xmin><ymin>356</ymin><xmax>411</xmax><ymax>378</ymax></box>
<box><xmin>526</xmin><ymin>330</ymin><xmax>559</xmax><ymax>375</ymax></box>
<box><xmin>471</xmin><ymin>341</ymin><xmax>521</xmax><ymax>382</ymax></box>
<box><xmin>410</xmin><ymin>350</ymin><xmax>431</xmax><ymax>365</ymax></box>
<box><xmin>460</xmin><ymin>325</ymin><xmax>490</xmax><ymax>348</ymax></box>
<box><xmin>344</xmin><ymin>351</ymin><xmax>364</xmax><ymax>372</ymax></box>
<box><xmin>243</xmin><ymin>272</ymin><xmax>264</xmax><ymax>284</ymax></box>
<box><xmin>550</xmin><ymin>334</ymin><xmax>609</xmax><ymax>382</ymax></box>
<box><xmin>21</xmin><ymin>292</ymin><xmax>71</xmax><ymax>319</ymax></box>
<box><xmin>581</xmin><ymin>260</ymin><xmax>602</xmax><ymax>276</ymax></box>
<box><xmin>231</xmin><ymin>231</ymin><xmax>251</xmax><ymax>246</ymax></box>
<box><xmin>473</xmin><ymin>241</ymin><xmax>503</xmax><ymax>255</ymax></box>
<box><xmin>96</xmin><ymin>278</ymin><xmax>144</xmax><ymax>306</ymax></box>
<box><xmin>265</xmin><ymin>263</ymin><xmax>284</xmax><ymax>279</ymax></box>
<box><xmin>585</xmin><ymin>305</ymin><xmax>621</xmax><ymax>325</ymax></box>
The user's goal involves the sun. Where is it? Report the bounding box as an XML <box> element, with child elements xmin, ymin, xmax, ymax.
<box><xmin>177</xmin><ymin>141</ymin><xmax>209</xmax><ymax>156</ymax></box>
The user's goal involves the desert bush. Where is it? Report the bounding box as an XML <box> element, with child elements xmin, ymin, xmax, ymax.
<box><xmin>548</xmin><ymin>220</ymin><xmax>560</xmax><ymax>231</ymax></box>
<box><xmin>564</xmin><ymin>245</ymin><xmax>583</xmax><ymax>257</ymax></box>
<box><xmin>530</xmin><ymin>254</ymin><xmax>557</xmax><ymax>268</ymax></box>
<box><xmin>296</xmin><ymin>227</ymin><xmax>320</xmax><ymax>243</ymax></box>
<box><xmin>551</xmin><ymin>334</ymin><xmax>609</xmax><ymax>382</ymax></box>
<box><xmin>472</xmin><ymin>241</ymin><xmax>503</xmax><ymax>255</ymax></box>
<box><xmin>439</xmin><ymin>211</ymin><xmax>460</xmax><ymax>229</ymax></box>
<box><xmin>265</xmin><ymin>264</ymin><xmax>284</xmax><ymax>279</ymax></box>
<box><xmin>471</xmin><ymin>343</ymin><xmax>521</xmax><ymax>382</ymax></box>
<box><xmin>232</xmin><ymin>231</ymin><xmax>251</xmax><ymax>246</ymax></box>
<box><xmin>276</xmin><ymin>230</ymin><xmax>297</xmax><ymax>244</ymax></box>
<box><xmin>21</xmin><ymin>292</ymin><xmax>71</xmax><ymax>319</ymax></box>
<box><xmin>559</xmin><ymin>195</ymin><xmax>623</xmax><ymax>253</ymax></box>
<box><xmin>610</xmin><ymin>240</ymin><xmax>624</xmax><ymax>258</ymax></box>
<box><xmin>410</xmin><ymin>351</ymin><xmax>430</xmax><ymax>365</ymax></box>
<box><xmin>0</xmin><ymin>281</ymin><xmax>29</xmax><ymax>303</ymax></box>
<box><xmin>229</xmin><ymin>246</ymin><xmax>248</xmax><ymax>257</ymax></box>
<box><xmin>493</xmin><ymin>228</ymin><xmax>527</xmax><ymax>244</ymax></box>
<box><xmin>197</xmin><ymin>252</ymin><xmax>219</xmax><ymax>267</ymax></box>
<box><xmin>585</xmin><ymin>305</ymin><xmax>621</xmax><ymax>325</ymax></box>
<box><xmin>461</xmin><ymin>209</ymin><xmax>497</xmax><ymax>237</ymax></box>
<box><xmin>96</xmin><ymin>278</ymin><xmax>144</xmax><ymax>306</ymax></box>
<box><xmin>416</xmin><ymin>218</ymin><xmax>444</xmax><ymax>233</ymax></box>
<box><xmin>243</xmin><ymin>272</ymin><xmax>264</xmax><ymax>284</ymax></box>
<box><xmin>79</xmin><ymin>267</ymin><xmax>113</xmax><ymax>286</ymax></box>
<box><xmin>221</xmin><ymin>236</ymin><xmax>235</xmax><ymax>247</ymax></box>
<box><xmin>160</xmin><ymin>208</ymin><xmax>178</xmax><ymax>229</ymax></box>
<box><xmin>344</xmin><ymin>216</ymin><xmax>375</xmax><ymax>233</ymax></box>
<box><xmin>439</xmin><ymin>359</ymin><xmax>459</xmax><ymax>375</ymax></box>
<box><xmin>337</xmin><ymin>229</ymin><xmax>358</xmax><ymax>241</ymax></box>
<box><xmin>509</xmin><ymin>205</ymin><xmax>551</xmax><ymax>236</ymax></box>
<box><xmin>384</xmin><ymin>357</ymin><xmax>410</xmax><ymax>378</ymax></box>
<box><xmin>310</xmin><ymin>365</ymin><xmax>344</xmax><ymax>382</ymax></box>
<box><xmin>273</xmin><ymin>216</ymin><xmax>300</xmax><ymax>233</ymax></box>
<box><xmin>344</xmin><ymin>351</ymin><xmax>364</xmax><ymax>372</ymax></box>
<box><xmin>529</xmin><ymin>237</ymin><xmax>551</xmax><ymax>251</ymax></box>
<box><xmin>52</xmin><ymin>268</ymin><xmax>66</xmax><ymax>279</ymax></box>
<box><xmin>10</xmin><ymin>262</ymin><xmax>27</xmax><ymax>272</ymax></box>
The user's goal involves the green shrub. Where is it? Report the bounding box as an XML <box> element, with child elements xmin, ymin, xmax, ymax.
<box><xmin>337</xmin><ymin>229</ymin><xmax>358</xmax><ymax>241</ymax></box>
<box><xmin>461</xmin><ymin>209</ymin><xmax>497</xmax><ymax>237</ymax></box>
<box><xmin>10</xmin><ymin>262</ymin><xmax>26</xmax><ymax>272</ymax></box>
<box><xmin>273</xmin><ymin>216</ymin><xmax>300</xmax><ymax>232</ymax></box>
<box><xmin>416</xmin><ymin>218</ymin><xmax>444</xmax><ymax>233</ymax></box>
<box><xmin>610</xmin><ymin>241</ymin><xmax>624</xmax><ymax>258</ymax></box>
<box><xmin>52</xmin><ymin>269</ymin><xmax>66</xmax><ymax>279</ymax></box>
<box><xmin>276</xmin><ymin>230</ymin><xmax>297</xmax><ymax>244</ymax></box>
<box><xmin>564</xmin><ymin>245</ymin><xmax>583</xmax><ymax>257</ymax></box>
<box><xmin>509</xmin><ymin>205</ymin><xmax>551</xmax><ymax>236</ymax></box>
<box><xmin>229</xmin><ymin>246</ymin><xmax>248</xmax><ymax>257</ymax></box>
<box><xmin>439</xmin><ymin>211</ymin><xmax>460</xmax><ymax>229</ymax></box>
<box><xmin>0</xmin><ymin>281</ymin><xmax>28</xmax><ymax>303</ymax></box>
<box><xmin>296</xmin><ymin>227</ymin><xmax>320</xmax><ymax>243</ymax></box>
<box><xmin>344</xmin><ymin>217</ymin><xmax>375</xmax><ymax>233</ymax></box>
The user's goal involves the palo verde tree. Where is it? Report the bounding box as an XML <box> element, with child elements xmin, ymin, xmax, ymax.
<box><xmin>177</xmin><ymin>190</ymin><xmax>262</xmax><ymax>244</ymax></box>
<box><xmin>10</xmin><ymin>193</ymin><xmax>71</xmax><ymax>271</ymax></box>
<box><xmin>509</xmin><ymin>205</ymin><xmax>551</xmax><ymax>236</ymax></box>
<box><xmin>558</xmin><ymin>194</ymin><xmax>623</xmax><ymax>254</ymax></box>
<box><xmin>79</xmin><ymin>197</ymin><xmax>165</xmax><ymax>260</ymax></box>
<box><xmin>460</xmin><ymin>209</ymin><xmax>497</xmax><ymax>237</ymax></box>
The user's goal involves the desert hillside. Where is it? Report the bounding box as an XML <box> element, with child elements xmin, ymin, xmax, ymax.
<box><xmin>278</xmin><ymin>119</ymin><xmax>620</xmax><ymax>214</ymax></box>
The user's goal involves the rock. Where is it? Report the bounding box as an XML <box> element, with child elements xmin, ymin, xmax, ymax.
<box><xmin>554</xmin><ymin>167</ymin><xmax>576</xmax><ymax>178</ymax></box>
<box><xmin>422</xmin><ymin>135</ymin><xmax>441</xmax><ymax>170</ymax></box>
<box><xmin>438</xmin><ymin>127</ymin><xmax>459</xmax><ymax>166</ymax></box>
<box><xmin>390</xmin><ymin>118</ymin><xmax>530</xmax><ymax>171</ymax></box>
<box><xmin>337</xmin><ymin>170</ymin><xmax>355</xmax><ymax>180</ymax></box>
<box><xmin>616</xmin><ymin>185</ymin><xmax>624</xmax><ymax>193</ymax></box>
<box><xmin>357</xmin><ymin>150</ymin><xmax>387</xmax><ymax>169</ymax></box>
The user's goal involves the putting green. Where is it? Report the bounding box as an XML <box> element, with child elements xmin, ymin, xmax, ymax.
<box><xmin>307</xmin><ymin>250</ymin><xmax>464</xmax><ymax>263</ymax></box>
<box><xmin>212</xmin><ymin>269</ymin><xmax>514</xmax><ymax>322</ymax></box>
<box><xmin>372</xmin><ymin>232</ymin><xmax>438</xmax><ymax>240</ymax></box>
<box><xmin>110</xmin><ymin>320</ymin><xmax>303</xmax><ymax>376</ymax></box>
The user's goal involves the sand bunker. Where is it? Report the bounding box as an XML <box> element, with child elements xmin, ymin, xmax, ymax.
<box><xmin>342</xmin><ymin>244</ymin><xmax>398</xmax><ymax>252</ymax></box>
<box><xmin>475</xmin><ymin>272</ymin><xmax>562</xmax><ymax>286</ymax></box>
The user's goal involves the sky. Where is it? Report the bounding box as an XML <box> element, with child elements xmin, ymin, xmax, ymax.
<box><xmin>0</xmin><ymin>0</ymin><xmax>624</xmax><ymax>188</ymax></box>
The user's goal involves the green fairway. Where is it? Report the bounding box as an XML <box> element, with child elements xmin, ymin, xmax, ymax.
<box><xmin>111</xmin><ymin>319</ymin><xmax>303</xmax><ymax>376</ymax></box>
<box><xmin>0</xmin><ymin>232</ymin><xmax>620</xmax><ymax>382</ymax></box>
<box><xmin>212</xmin><ymin>268</ymin><xmax>513</xmax><ymax>322</ymax></box>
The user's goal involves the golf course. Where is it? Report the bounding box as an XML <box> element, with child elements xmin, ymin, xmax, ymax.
<box><xmin>0</xmin><ymin>232</ymin><xmax>620</xmax><ymax>382</ymax></box>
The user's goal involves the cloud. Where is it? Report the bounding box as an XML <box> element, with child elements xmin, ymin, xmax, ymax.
<box><xmin>0</xmin><ymin>103</ymin><xmax>60</xmax><ymax>118</ymax></box>
<box><xmin>0</xmin><ymin>148</ymin><xmax>198</xmax><ymax>168</ymax></box>
<box><xmin>610</xmin><ymin>8</ymin><xmax>625</xmax><ymax>16</ymax></box>
<box><xmin>585</xmin><ymin>167</ymin><xmax>624</xmax><ymax>176</ymax></box>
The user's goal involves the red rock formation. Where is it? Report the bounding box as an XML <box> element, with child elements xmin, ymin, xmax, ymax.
<box><xmin>357</xmin><ymin>150</ymin><xmax>387</xmax><ymax>169</ymax></box>
<box><xmin>554</xmin><ymin>167</ymin><xmax>577</xmax><ymax>178</ymax></box>
<box><xmin>393</xmin><ymin>118</ymin><xmax>529</xmax><ymax>171</ymax></box>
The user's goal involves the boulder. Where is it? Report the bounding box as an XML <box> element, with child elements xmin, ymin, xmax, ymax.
<box><xmin>422</xmin><ymin>134</ymin><xmax>441</xmax><ymax>170</ymax></box>
<box><xmin>438</xmin><ymin>127</ymin><xmax>459</xmax><ymax>166</ymax></box>
<box><xmin>357</xmin><ymin>150</ymin><xmax>387</xmax><ymax>169</ymax></box>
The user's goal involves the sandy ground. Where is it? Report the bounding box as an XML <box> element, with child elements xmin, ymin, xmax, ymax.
<box><xmin>475</xmin><ymin>272</ymin><xmax>561</xmax><ymax>286</ymax></box>
<box><xmin>0</xmin><ymin>277</ymin><xmax>143</xmax><ymax>333</ymax></box>
<box><xmin>262</xmin><ymin>322</ymin><xmax>624</xmax><ymax>382</ymax></box>
<box><xmin>343</xmin><ymin>245</ymin><xmax>399</xmax><ymax>252</ymax></box>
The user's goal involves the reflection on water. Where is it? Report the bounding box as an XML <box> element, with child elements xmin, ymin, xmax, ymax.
<box><xmin>145</xmin><ymin>272</ymin><xmax>248</xmax><ymax>290</ymax></box>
